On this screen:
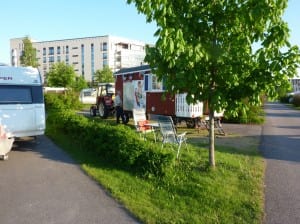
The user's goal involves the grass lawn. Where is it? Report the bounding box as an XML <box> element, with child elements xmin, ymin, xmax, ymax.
<box><xmin>46</xmin><ymin>115</ymin><xmax>264</xmax><ymax>224</ymax></box>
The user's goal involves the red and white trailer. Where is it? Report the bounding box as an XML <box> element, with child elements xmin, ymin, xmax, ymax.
<box><xmin>114</xmin><ymin>65</ymin><xmax>204</xmax><ymax>127</ymax></box>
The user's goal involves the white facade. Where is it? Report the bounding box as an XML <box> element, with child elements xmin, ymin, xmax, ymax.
<box><xmin>10</xmin><ymin>35</ymin><xmax>148</xmax><ymax>83</ymax></box>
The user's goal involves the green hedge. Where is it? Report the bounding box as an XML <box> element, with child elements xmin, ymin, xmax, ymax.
<box><xmin>46</xmin><ymin>110</ymin><xmax>175</xmax><ymax>178</ymax></box>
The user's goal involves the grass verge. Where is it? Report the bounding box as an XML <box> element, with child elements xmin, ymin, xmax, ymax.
<box><xmin>46</xmin><ymin>118</ymin><xmax>264</xmax><ymax>224</ymax></box>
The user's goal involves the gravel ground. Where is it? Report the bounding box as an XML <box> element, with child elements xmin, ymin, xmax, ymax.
<box><xmin>186</xmin><ymin>122</ymin><xmax>263</xmax><ymax>150</ymax></box>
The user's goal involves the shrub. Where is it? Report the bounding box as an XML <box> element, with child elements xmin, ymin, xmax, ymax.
<box><xmin>46</xmin><ymin>110</ymin><xmax>175</xmax><ymax>177</ymax></box>
<box><xmin>44</xmin><ymin>91</ymin><xmax>83</xmax><ymax>111</ymax></box>
<box><xmin>224</xmin><ymin>104</ymin><xmax>264</xmax><ymax>124</ymax></box>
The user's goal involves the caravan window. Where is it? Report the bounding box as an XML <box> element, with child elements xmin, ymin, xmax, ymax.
<box><xmin>0</xmin><ymin>86</ymin><xmax>44</xmax><ymax>104</ymax></box>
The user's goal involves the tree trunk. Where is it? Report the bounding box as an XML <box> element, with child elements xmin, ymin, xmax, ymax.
<box><xmin>209</xmin><ymin>108</ymin><xmax>215</xmax><ymax>167</ymax></box>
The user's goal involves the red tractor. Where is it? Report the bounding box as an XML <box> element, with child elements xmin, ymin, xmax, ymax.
<box><xmin>90</xmin><ymin>83</ymin><xmax>115</xmax><ymax>118</ymax></box>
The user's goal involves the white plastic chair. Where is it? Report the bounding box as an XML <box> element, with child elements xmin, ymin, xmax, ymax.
<box><xmin>158</xmin><ymin>116</ymin><xmax>187</xmax><ymax>158</ymax></box>
<box><xmin>132</xmin><ymin>108</ymin><xmax>156</xmax><ymax>141</ymax></box>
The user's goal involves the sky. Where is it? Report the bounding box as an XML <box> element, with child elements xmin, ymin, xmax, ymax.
<box><xmin>0</xmin><ymin>0</ymin><xmax>299</xmax><ymax>69</ymax></box>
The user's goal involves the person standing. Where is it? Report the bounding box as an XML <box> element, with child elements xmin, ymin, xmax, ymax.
<box><xmin>114</xmin><ymin>90</ymin><xmax>125</xmax><ymax>124</ymax></box>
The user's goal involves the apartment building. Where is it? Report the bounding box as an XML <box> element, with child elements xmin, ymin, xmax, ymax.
<box><xmin>10</xmin><ymin>35</ymin><xmax>148</xmax><ymax>83</ymax></box>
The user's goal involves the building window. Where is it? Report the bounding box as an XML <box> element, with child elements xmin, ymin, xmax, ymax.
<box><xmin>43</xmin><ymin>57</ymin><xmax>47</xmax><ymax>63</ymax></box>
<box><xmin>49</xmin><ymin>47</ymin><xmax>54</xmax><ymax>55</ymax></box>
<box><xmin>103</xmin><ymin>52</ymin><xmax>107</xmax><ymax>60</ymax></box>
<box><xmin>102</xmin><ymin>42</ymin><xmax>107</xmax><ymax>51</ymax></box>
<box><xmin>72</xmin><ymin>46</ymin><xmax>78</xmax><ymax>50</ymax></box>
<box><xmin>43</xmin><ymin>48</ymin><xmax>46</xmax><ymax>56</ymax></box>
<box><xmin>57</xmin><ymin>46</ymin><xmax>61</xmax><ymax>54</ymax></box>
<box><xmin>66</xmin><ymin>55</ymin><xmax>69</xmax><ymax>65</ymax></box>
<box><xmin>57</xmin><ymin>55</ymin><xmax>61</xmax><ymax>62</ymax></box>
<box><xmin>49</xmin><ymin>56</ymin><xmax>54</xmax><ymax>63</ymax></box>
<box><xmin>66</xmin><ymin>45</ymin><xmax>69</xmax><ymax>54</ymax></box>
<box><xmin>81</xmin><ymin>44</ymin><xmax>85</xmax><ymax>77</ymax></box>
<box><xmin>103</xmin><ymin>60</ymin><xmax>108</xmax><ymax>67</ymax></box>
<box><xmin>81</xmin><ymin>66</ymin><xmax>85</xmax><ymax>77</ymax></box>
<box><xmin>121</xmin><ymin>43</ymin><xmax>129</xmax><ymax>49</ymax></box>
<box><xmin>91</xmin><ymin>43</ymin><xmax>94</xmax><ymax>75</ymax></box>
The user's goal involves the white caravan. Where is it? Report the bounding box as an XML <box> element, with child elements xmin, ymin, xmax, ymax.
<box><xmin>79</xmin><ymin>88</ymin><xmax>97</xmax><ymax>104</ymax></box>
<box><xmin>0</xmin><ymin>64</ymin><xmax>45</xmax><ymax>159</ymax></box>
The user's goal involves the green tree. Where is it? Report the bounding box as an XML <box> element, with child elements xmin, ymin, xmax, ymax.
<box><xmin>94</xmin><ymin>66</ymin><xmax>114</xmax><ymax>84</ymax></box>
<box><xmin>46</xmin><ymin>62</ymin><xmax>77</xmax><ymax>88</ymax></box>
<box><xmin>20</xmin><ymin>36</ymin><xmax>39</xmax><ymax>67</ymax></box>
<box><xmin>128</xmin><ymin>0</ymin><xmax>300</xmax><ymax>167</ymax></box>
<box><xmin>73</xmin><ymin>76</ymin><xmax>88</xmax><ymax>92</ymax></box>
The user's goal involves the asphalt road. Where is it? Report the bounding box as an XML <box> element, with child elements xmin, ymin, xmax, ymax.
<box><xmin>261</xmin><ymin>102</ymin><xmax>300</xmax><ymax>224</ymax></box>
<box><xmin>0</xmin><ymin>135</ymin><xmax>140</xmax><ymax>224</ymax></box>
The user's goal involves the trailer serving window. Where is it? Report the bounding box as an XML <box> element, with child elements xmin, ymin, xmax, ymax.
<box><xmin>144</xmin><ymin>74</ymin><xmax>163</xmax><ymax>91</ymax></box>
<box><xmin>151</xmin><ymin>76</ymin><xmax>162</xmax><ymax>90</ymax></box>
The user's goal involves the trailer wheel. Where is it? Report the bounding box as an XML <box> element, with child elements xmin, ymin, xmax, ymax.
<box><xmin>186</xmin><ymin>118</ymin><xmax>196</xmax><ymax>128</ymax></box>
<box><xmin>98</xmin><ymin>103</ymin><xmax>108</xmax><ymax>118</ymax></box>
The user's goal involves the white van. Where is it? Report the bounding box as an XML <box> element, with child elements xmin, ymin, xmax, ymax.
<box><xmin>0</xmin><ymin>64</ymin><xmax>45</xmax><ymax>159</ymax></box>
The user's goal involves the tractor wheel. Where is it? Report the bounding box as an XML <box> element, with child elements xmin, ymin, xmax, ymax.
<box><xmin>90</xmin><ymin>106</ymin><xmax>96</xmax><ymax>117</ymax></box>
<box><xmin>98</xmin><ymin>103</ymin><xmax>108</xmax><ymax>118</ymax></box>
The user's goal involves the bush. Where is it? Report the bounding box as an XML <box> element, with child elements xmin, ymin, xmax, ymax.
<box><xmin>46</xmin><ymin>110</ymin><xmax>175</xmax><ymax>178</ymax></box>
<box><xmin>44</xmin><ymin>91</ymin><xmax>83</xmax><ymax>111</ymax></box>
<box><xmin>224</xmin><ymin>104</ymin><xmax>264</xmax><ymax>124</ymax></box>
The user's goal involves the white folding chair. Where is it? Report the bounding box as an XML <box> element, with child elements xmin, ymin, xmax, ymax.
<box><xmin>158</xmin><ymin>116</ymin><xmax>187</xmax><ymax>158</ymax></box>
<box><xmin>132</xmin><ymin>108</ymin><xmax>156</xmax><ymax>141</ymax></box>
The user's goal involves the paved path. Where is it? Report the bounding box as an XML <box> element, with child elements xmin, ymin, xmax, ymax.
<box><xmin>0</xmin><ymin>135</ymin><xmax>140</xmax><ymax>224</ymax></box>
<box><xmin>260</xmin><ymin>102</ymin><xmax>300</xmax><ymax>224</ymax></box>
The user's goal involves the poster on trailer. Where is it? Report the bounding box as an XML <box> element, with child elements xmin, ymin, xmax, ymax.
<box><xmin>123</xmin><ymin>80</ymin><xmax>146</xmax><ymax>111</ymax></box>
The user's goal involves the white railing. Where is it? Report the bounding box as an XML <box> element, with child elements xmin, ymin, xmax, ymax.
<box><xmin>175</xmin><ymin>93</ymin><xmax>203</xmax><ymax>118</ymax></box>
